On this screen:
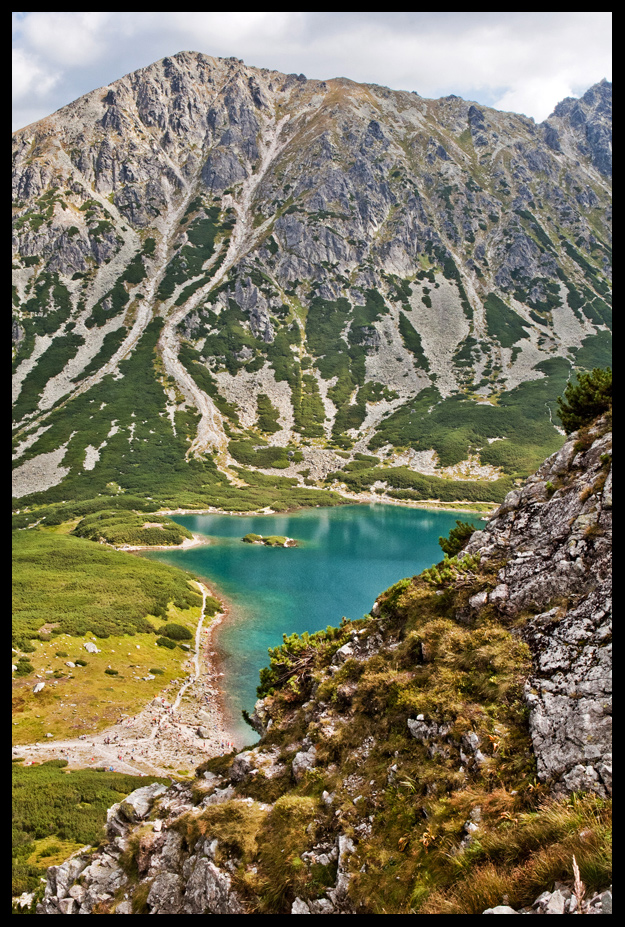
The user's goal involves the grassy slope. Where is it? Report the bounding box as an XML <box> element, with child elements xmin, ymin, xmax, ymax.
<box><xmin>12</xmin><ymin>760</ymin><xmax>168</xmax><ymax>897</ymax></box>
<box><xmin>185</xmin><ymin>545</ymin><xmax>611</xmax><ymax>913</ymax></box>
<box><xmin>12</xmin><ymin>529</ymin><xmax>204</xmax><ymax>742</ymax></box>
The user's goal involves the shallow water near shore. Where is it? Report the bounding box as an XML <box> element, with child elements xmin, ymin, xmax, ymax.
<box><xmin>142</xmin><ymin>504</ymin><xmax>464</xmax><ymax>744</ymax></box>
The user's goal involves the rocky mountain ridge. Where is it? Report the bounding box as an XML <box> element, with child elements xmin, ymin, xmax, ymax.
<box><xmin>35</xmin><ymin>415</ymin><xmax>612</xmax><ymax>914</ymax></box>
<box><xmin>12</xmin><ymin>52</ymin><xmax>611</xmax><ymax>508</ymax></box>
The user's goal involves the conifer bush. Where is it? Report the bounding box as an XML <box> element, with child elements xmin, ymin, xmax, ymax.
<box><xmin>556</xmin><ymin>367</ymin><xmax>612</xmax><ymax>434</ymax></box>
<box><xmin>439</xmin><ymin>520</ymin><xmax>476</xmax><ymax>556</ymax></box>
<box><xmin>159</xmin><ymin>622</ymin><xmax>193</xmax><ymax>641</ymax></box>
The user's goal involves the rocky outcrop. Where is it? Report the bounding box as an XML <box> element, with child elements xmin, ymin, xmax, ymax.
<box><xmin>483</xmin><ymin>883</ymin><xmax>612</xmax><ymax>914</ymax></box>
<box><xmin>465</xmin><ymin>417</ymin><xmax>612</xmax><ymax>795</ymax></box>
<box><xmin>543</xmin><ymin>79</ymin><xmax>612</xmax><ymax>177</ymax></box>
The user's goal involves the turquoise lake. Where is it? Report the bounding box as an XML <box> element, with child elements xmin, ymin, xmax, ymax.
<box><xmin>142</xmin><ymin>505</ymin><xmax>467</xmax><ymax>744</ymax></box>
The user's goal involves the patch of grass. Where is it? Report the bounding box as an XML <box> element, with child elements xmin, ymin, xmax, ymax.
<box><xmin>13</xmin><ymin>332</ymin><xmax>85</xmax><ymax>422</ymax></box>
<box><xmin>177</xmin><ymin>799</ymin><xmax>267</xmax><ymax>866</ymax></box>
<box><xmin>12</xmin><ymin>606</ymin><xmax>200</xmax><ymax>744</ymax></box>
<box><xmin>72</xmin><ymin>510</ymin><xmax>194</xmax><ymax>547</ymax></box>
<box><xmin>369</xmin><ymin>361</ymin><xmax>569</xmax><ymax>478</ymax></box>
<box><xmin>572</xmin><ymin>332</ymin><xmax>612</xmax><ymax>377</ymax></box>
<box><xmin>158</xmin><ymin>622</ymin><xmax>193</xmax><ymax>641</ymax></box>
<box><xmin>255</xmin><ymin>795</ymin><xmax>319</xmax><ymax>911</ymax></box>
<box><xmin>74</xmin><ymin>327</ymin><xmax>127</xmax><ymax>381</ymax></box>
<box><xmin>12</xmin><ymin>762</ymin><xmax>166</xmax><ymax>895</ymax></box>
<box><xmin>229</xmin><ymin>441</ymin><xmax>297</xmax><ymax>470</ymax></box>
<box><xmin>328</xmin><ymin>465</ymin><xmax>512</xmax><ymax>504</ymax></box>
<box><xmin>484</xmin><ymin>293</ymin><xmax>531</xmax><ymax>348</ymax></box>
<box><xmin>399</xmin><ymin>312</ymin><xmax>430</xmax><ymax>370</ymax></box>
<box><xmin>12</xmin><ymin>529</ymin><xmax>201</xmax><ymax>644</ymax></box>
<box><xmin>12</xmin><ymin>319</ymin><xmax>225</xmax><ymax>507</ymax></box>
<box><xmin>418</xmin><ymin>794</ymin><xmax>612</xmax><ymax>913</ymax></box>
<box><xmin>178</xmin><ymin>342</ymin><xmax>241</xmax><ymax>421</ymax></box>
<box><xmin>256</xmin><ymin>393</ymin><xmax>282</xmax><ymax>433</ymax></box>
<box><xmin>157</xmin><ymin>206</ymin><xmax>223</xmax><ymax>301</ymax></box>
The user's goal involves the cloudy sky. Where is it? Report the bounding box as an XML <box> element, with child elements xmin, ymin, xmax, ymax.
<box><xmin>12</xmin><ymin>11</ymin><xmax>611</xmax><ymax>132</ymax></box>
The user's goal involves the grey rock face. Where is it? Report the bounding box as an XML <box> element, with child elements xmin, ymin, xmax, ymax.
<box><xmin>147</xmin><ymin>871</ymin><xmax>183</xmax><ymax>914</ymax></box>
<box><xmin>182</xmin><ymin>856</ymin><xmax>243</xmax><ymax>914</ymax></box>
<box><xmin>545</xmin><ymin>79</ymin><xmax>612</xmax><ymax>176</ymax></box>
<box><xmin>292</xmin><ymin>744</ymin><xmax>317</xmax><ymax>781</ymax></box>
<box><xmin>119</xmin><ymin>782</ymin><xmax>167</xmax><ymax>823</ymax></box>
<box><xmin>465</xmin><ymin>420</ymin><xmax>612</xmax><ymax>794</ymax></box>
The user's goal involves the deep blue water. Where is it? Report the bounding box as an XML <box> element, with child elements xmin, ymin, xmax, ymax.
<box><xmin>142</xmin><ymin>505</ymin><xmax>464</xmax><ymax>744</ymax></box>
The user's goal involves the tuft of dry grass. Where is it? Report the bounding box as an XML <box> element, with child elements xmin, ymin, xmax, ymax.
<box><xmin>176</xmin><ymin>799</ymin><xmax>267</xmax><ymax>864</ymax></box>
<box><xmin>418</xmin><ymin>795</ymin><xmax>611</xmax><ymax>914</ymax></box>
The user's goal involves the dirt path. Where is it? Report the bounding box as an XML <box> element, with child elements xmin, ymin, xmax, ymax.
<box><xmin>13</xmin><ymin>583</ymin><xmax>242</xmax><ymax>777</ymax></box>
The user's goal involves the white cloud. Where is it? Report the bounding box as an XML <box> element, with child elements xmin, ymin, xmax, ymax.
<box><xmin>494</xmin><ymin>77</ymin><xmax>578</xmax><ymax>124</ymax></box>
<box><xmin>12</xmin><ymin>46</ymin><xmax>58</xmax><ymax>102</ymax></box>
<box><xmin>20</xmin><ymin>11</ymin><xmax>111</xmax><ymax>66</ymax></box>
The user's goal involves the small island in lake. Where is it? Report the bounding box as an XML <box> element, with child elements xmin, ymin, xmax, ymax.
<box><xmin>242</xmin><ymin>533</ymin><xmax>298</xmax><ymax>548</ymax></box>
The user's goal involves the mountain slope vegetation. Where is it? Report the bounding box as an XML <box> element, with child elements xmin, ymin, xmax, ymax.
<box><xmin>12</xmin><ymin>53</ymin><xmax>611</xmax><ymax>508</ymax></box>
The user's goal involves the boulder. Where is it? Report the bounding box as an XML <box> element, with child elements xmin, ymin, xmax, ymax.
<box><xmin>119</xmin><ymin>783</ymin><xmax>167</xmax><ymax>823</ymax></box>
<box><xmin>292</xmin><ymin>745</ymin><xmax>317</xmax><ymax>782</ymax></box>
<box><xmin>146</xmin><ymin>871</ymin><xmax>183</xmax><ymax>914</ymax></box>
<box><xmin>407</xmin><ymin>717</ymin><xmax>451</xmax><ymax>741</ymax></box>
<box><xmin>332</xmin><ymin>642</ymin><xmax>354</xmax><ymax>664</ymax></box>
<box><xmin>202</xmin><ymin>785</ymin><xmax>235</xmax><ymax>806</ymax></box>
<box><xmin>229</xmin><ymin>752</ymin><xmax>254</xmax><ymax>782</ymax></box>
<box><xmin>53</xmin><ymin>855</ymin><xmax>90</xmax><ymax>899</ymax></box>
<box><xmin>309</xmin><ymin>898</ymin><xmax>336</xmax><ymax>913</ymax></box>
<box><xmin>544</xmin><ymin>889</ymin><xmax>566</xmax><ymax>914</ymax></box>
<box><xmin>182</xmin><ymin>856</ymin><xmax>243</xmax><ymax>914</ymax></box>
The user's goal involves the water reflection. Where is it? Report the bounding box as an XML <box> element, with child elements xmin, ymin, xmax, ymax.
<box><xmin>143</xmin><ymin>505</ymin><xmax>461</xmax><ymax>743</ymax></box>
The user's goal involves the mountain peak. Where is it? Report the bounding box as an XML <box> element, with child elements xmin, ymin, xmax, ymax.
<box><xmin>13</xmin><ymin>51</ymin><xmax>611</xmax><ymax>507</ymax></box>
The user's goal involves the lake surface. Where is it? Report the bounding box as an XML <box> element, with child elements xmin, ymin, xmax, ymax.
<box><xmin>143</xmin><ymin>505</ymin><xmax>465</xmax><ymax>744</ymax></box>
